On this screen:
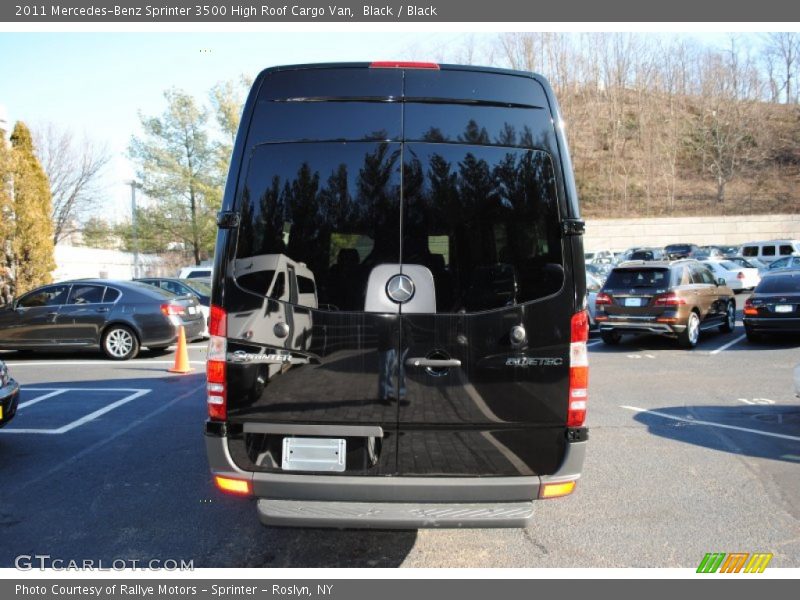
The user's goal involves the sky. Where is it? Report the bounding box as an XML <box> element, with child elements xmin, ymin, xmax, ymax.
<box><xmin>0</xmin><ymin>31</ymin><xmax>751</xmax><ymax>223</ymax></box>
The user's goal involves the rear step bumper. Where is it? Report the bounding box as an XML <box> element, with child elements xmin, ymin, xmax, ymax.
<box><xmin>205</xmin><ymin>432</ymin><xmax>586</xmax><ymax>528</ymax></box>
<box><xmin>257</xmin><ymin>499</ymin><xmax>534</xmax><ymax>529</ymax></box>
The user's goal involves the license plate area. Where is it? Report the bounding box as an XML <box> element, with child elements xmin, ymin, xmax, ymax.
<box><xmin>281</xmin><ymin>437</ymin><xmax>346</xmax><ymax>472</ymax></box>
<box><xmin>774</xmin><ymin>304</ymin><xmax>793</xmax><ymax>313</ymax></box>
<box><xmin>624</xmin><ymin>297</ymin><xmax>643</xmax><ymax>307</ymax></box>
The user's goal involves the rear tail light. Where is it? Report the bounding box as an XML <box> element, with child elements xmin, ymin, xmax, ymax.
<box><xmin>369</xmin><ymin>61</ymin><xmax>440</xmax><ymax>69</ymax></box>
<box><xmin>539</xmin><ymin>480</ymin><xmax>577</xmax><ymax>499</ymax></box>
<box><xmin>207</xmin><ymin>304</ymin><xmax>227</xmax><ymax>421</ymax></box>
<box><xmin>160</xmin><ymin>303</ymin><xmax>185</xmax><ymax>316</ymax></box>
<box><xmin>595</xmin><ymin>292</ymin><xmax>612</xmax><ymax>306</ymax></box>
<box><xmin>744</xmin><ymin>298</ymin><xmax>758</xmax><ymax>316</ymax></box>
<box><xmin>654</xmin><ymin>292</ymin><xmax>686</xmax><ymax>307</ymax></box>
<box><xmin>214</xmin><ymin>475</ymin><xmax>251</xmax><ymax>496</ymax></box>
<box><xmin>568</xmin><ymin>310</ymin><xmax>589</xmax><ymax>427</ymax></box>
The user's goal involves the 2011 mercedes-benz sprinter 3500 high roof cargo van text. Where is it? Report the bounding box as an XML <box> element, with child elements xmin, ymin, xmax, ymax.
<box><xmin>205</xmin><ymin>62</ymin><xmax>589</xmax><ymax>528</ymax></box>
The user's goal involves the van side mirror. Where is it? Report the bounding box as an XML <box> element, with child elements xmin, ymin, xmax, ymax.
<box><xmin>716</xmin><ymin>277</ymin><xmax>726</xmax><ymax>286</ymax></box>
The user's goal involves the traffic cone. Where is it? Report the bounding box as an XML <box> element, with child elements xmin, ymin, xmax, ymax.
<box><xmin>169</xmin><ymin>325</ymin><xmax>194</xmax><ymax>374</ymax></box>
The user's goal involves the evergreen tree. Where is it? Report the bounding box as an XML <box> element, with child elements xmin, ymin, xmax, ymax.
<box><xmin>0</xmin><ymin>133</ymin><xmax>14</xmax><ymax>306</ymax></box>
<box><xmin>9</xmin><ymin>122</ymin><xmax>55</xmax><ymax>295</ymax></box>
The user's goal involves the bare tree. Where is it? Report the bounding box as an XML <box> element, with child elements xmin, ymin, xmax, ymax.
<box><xmin>33</xmin><ymin>124</ymin><xmax>111</xmax><ymax>244</ymax></box>
<box><xmin>762</xmin><ymin>32</ymin><xmax>799</xmax><ymax>104</ymax></box>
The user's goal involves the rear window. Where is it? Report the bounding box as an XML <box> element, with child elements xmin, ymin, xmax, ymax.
<box><xmin>756</xmin><ymin>275</ymin><xmax>800</xmax><ymax>293</ymax></box>
<box><xmin>605</xmin><ymin>268</ymin><xmax>671</xmax><ymax>289</ymax></box>
<box><xmin>665</xmin><ymin>244</ymin><xmax>692</xmax><ymax>254</ymax></box>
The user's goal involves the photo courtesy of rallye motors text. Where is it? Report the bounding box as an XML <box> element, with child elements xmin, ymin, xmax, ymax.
<box><xmin>205</xmin><ymin>61</ymin><xmax>589</xmax><ymax>529</ymax></box>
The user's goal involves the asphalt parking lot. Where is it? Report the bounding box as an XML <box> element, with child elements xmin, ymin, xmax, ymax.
<box><xmin>1</xmin><ymin>293</ymin><xmax>799</xmax><ymax>568</ymax></box>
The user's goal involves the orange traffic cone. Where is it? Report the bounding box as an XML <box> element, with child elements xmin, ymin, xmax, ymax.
<box><xmin>169</xmin><ymin>325</ymin><xmax>194</xmax><ymax>374</ymax></box>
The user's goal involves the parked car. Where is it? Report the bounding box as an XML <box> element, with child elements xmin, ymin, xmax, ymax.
<box><xmin>700</xmin><ymin>259</ymin><xmax>760</xmax><ymax>292</ymax></box>
<box><xmin>716</xmin><ymin>245</ymin><xmax>741</xmax><ymax>257</ymax></box>
<box><xmin>627</xmin><ymin>247</ymin><xmax>664</xmax><ymax>262</ymax></box>
<box><xmin>204</xmin><ymin>62</ymin><xmax>588</xmax><ymax>529</ymax></box>
<box><xmin>586</xmin><ymin>262</ymin><xmax>612</xmax><ymax>285</ymax></box>
<box><xmin>726</xmin><ymin>256</ymin><xmax>769</xmax><ymax>275</ymax></box>
<box><xmin>178</xmin><ymin>266</ymin><xmax>213</xmax><ymax>279</ymax></box>
<box><xmin>585</xmin><ymin>249</ymin><xmax>614</xmax><ymax>265</ymax></box>
<box><xmin>595</xmin><ymin>259</ymin><xmax>735</xmax><ymax>348</ymax></box>
<box><xmin>766</xmin><ymin>254</ymin><xmax>800</xmax><ymax>272</ymax></box>
<box><xmin>740</xmin><ymin>240</ymin><xmax>800</xmax><ymax>265</ymax></box>
<box><xmin>744</xmin><ymin>271</ymin><xmax>800</xmax><ymax>342</ymax></box>
<box><xmin>663</xmin><ymin>243</ymin><xmax>701</xmax><ymax>260</ymax></box>
<box><xmin>0</xmin><ymin>359</ymin><xmax>20</xmax><ymax>428</ymax></box>
<box><xmin>697</xmin><ymin>246</ymin><xmax>725</xmax><ymax>259</ymax></box>
<box><xmin>135</xmin><ymin>277</ymin><xmax>212</xmax><ymax>338</ymax></box>
<box><xmin>587</xmin><ymin>272</ymin><xmax>601</xmax><ymax>329</ymax></box>
<box><xmin>0</xmin><ymin>280</ymin><xmax>205</xmax><ymax>360</ymax></box>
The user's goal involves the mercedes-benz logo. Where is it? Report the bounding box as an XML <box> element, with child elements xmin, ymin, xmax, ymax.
<box><xmin>386</xmin><ymin>274</ymin><xmax>415</xmax><ymax>304</ymax></box>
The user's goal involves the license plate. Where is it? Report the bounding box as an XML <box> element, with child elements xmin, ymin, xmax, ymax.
<box><xmin>624</xmin><ymin>298</ymin><xmax>642</xmax><ymax>307</ymax></box>
<box><xmin>282</xmin><ymin>437</ymin><xmax>346</xmax><ymax>472</ymax></box>
<box><xmin>775</xmin><ymin>304</ymin><xmax>793</xmax><ymax>313</ymax></box>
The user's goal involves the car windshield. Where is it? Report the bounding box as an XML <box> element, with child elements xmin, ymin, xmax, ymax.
<box><xmin>756</xmin><ymin>275</ymin><xmax>800</xmax><ymax>293</ymax></box>
<box><xmin>605</xmin><ymin>268</ymin><xmax>671</xmax><ymax>288</ymax></box>
<box><xmin>719</xmin><ymin>261</ymin><xmax>740</xmax><ymax>271</ymax></box>
<box><xmin>183</xmin><ymin>280</ymin><xmax>211</xmax><ymax>296</ymax></box>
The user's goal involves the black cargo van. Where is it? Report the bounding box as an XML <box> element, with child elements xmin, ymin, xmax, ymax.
<box><xmin>205</xmin><ymin>62</ymin><xmax>589</xmax><ymax>528</ymax></box>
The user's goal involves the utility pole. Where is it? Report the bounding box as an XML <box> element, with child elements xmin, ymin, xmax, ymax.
<box><xmin>128</xmin><ymin>180</ymin><xmax>140</xmax><ymax>278</ymax></box>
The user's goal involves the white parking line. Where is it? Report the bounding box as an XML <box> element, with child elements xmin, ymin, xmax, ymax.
<box><xmin>0</xmin><ymin>388</ymin><xmax>151</xmax><ymax>435</ymax></box>
<box><xmin>17</xmin><ymin>389</ymin><xmax>68</xmax><ymax>410</ymax></box>
<box><xmin>587</xmin><ymin>340</ymin><xmax>603</xmax><ymax>347</ymax></box>
<box><xmin>3</xmin><ymin>360</ymin><xmax>206</xmax><ymax>367</ymax></box>
<box><xmin>620</xmin><ymin>405</ymin><xmax>800</xmax><ymax>442</ymax></box>
<box><xmin>709</xmin><ymin>334</ymin><xmax>747</xmax><ymax>355</ymax></box>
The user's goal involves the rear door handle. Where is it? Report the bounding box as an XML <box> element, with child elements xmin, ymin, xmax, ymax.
<box><xmin>405</xmin><ymin>358</ymin><xmax>462</xmax><ymax>368</ymax></box>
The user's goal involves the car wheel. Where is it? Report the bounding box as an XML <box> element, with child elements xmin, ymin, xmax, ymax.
<box><xmin>102</xmin><ymin>325</ymin><xmax>140</xmax><ymax>360</ymax></box>
<box><xmin>745</xmin><ymin>325</ymin><xmax>762</xmax><ymax>343</ymax></box>
<box><xmin>719</xmin><ymin>302</ymin><xmax>735</xmax><ymax>333</ymax></box>
<box><xmin>601</xmin><ymin>330</ymin><xmax>621</xmax><ymax>345</ymax></box>
<box><xmin>678</xmin><ymin>312</ymin><xmax>700</xmax><ymax>348</ymax></box>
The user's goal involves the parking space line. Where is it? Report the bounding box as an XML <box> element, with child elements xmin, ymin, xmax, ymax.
<box><xmin>3</xmin><ymin>360</ymin><xmax>206</xmax><ymax>367</ymax></box>
<box><xmin>709</xmin><ymin>334</ymin><xmax>747</xmax><ymax>355</ymax></box>
<box><xmin>587</xmin><ymin>340</ymin><xmax>603</xmax><ymax>347</ymax></box>
<box><xmin>17</xmin><ymin>389</ymin><xmax>68</xmax><ymax>410</ymax></box>
<box><xmin>0</xmin><ymin>388</ymin><xmax>151</xmax><ymax>435</ymax></box>
<box><xmin>620</xmin><ymin>405</ymin><xmax>800</xmax><ymax>442</ymax></box>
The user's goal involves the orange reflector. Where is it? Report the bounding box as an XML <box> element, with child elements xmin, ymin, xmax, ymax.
<box><xmin>215</xmin><ymin>476</ymin><xmax>251</xmax><ymax>495</ymax></box>
<box><xmin>539</xmin><ymin>480</ymin><xmax>576</xmax><ymax>499</ymax></box>
<box><xmin>656</xmin><ymin>317</ymin><xmax>678</xmax><ymax>323</ymax></box>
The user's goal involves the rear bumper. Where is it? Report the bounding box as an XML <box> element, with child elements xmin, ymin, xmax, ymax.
<box><xmin>599</xmin><ymin>320</ymin><xmax>683</xmax><ymax>335</ymax></box>
<box><xmin>205</xmin><ymin>430</ymin><xmax>586</xmax><ymax>529</ymax></box>
<box><xmin>0</xmin><ymin>377</ymin><xmax>20</xmax><ymax>428</ymax></box>
<box><xmin>744</xmin><ymin>317</ymin><xmax>800</xmax><ymax>332</ymax></box>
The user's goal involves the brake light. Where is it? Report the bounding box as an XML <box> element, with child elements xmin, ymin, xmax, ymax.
<box><xmin>214</xmin><ymin>476</ymin><xmax>251</xmax><ymax>496</ymax></box>
<box><xmin>369</xmin><ymin>61</ymin><xmax>440</xmax><ymax>69</ymax></box>
<box><xmin>160</xmin><ymin>303</ymin><xmax>185</xmax><ymax>316</ymax></box>
<box><xmin>595</xmin><ymin>292</ymin><xmax>612</xmax><ymax>306</ymax></box>
<box><xmin>744</xmin><ymin>298</ymin><xmax>758</xmax><ymax>316</ymax></box>
<box><xmin>654</xmin><ymin>293</ymin><xmax>686</xmax><ymax>307</ymax></box>
<box><xmin>207</xmin><ymin>305</ymin><xmax>227</xmax><ymax>421</ymax></box>
<box><xmin>568</xmin><ymin>310</ymin><xmax>589</xmax><ymax>427</ymax></box>
<box><xmin>209</xmin><ymin>304</ymin><xmax>226</xmax><ymax>337</ymax></box>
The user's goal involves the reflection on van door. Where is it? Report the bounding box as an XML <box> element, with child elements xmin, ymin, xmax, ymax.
<box><xmin>396</xmin><ymin>143</ymin><xmax>570</xmax><ymax>477</ymax></box>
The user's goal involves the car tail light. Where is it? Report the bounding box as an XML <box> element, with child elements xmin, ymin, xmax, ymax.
<box><xmin>595</xmin><ymin>292</ymin><xmax>613</xmax><ymax>306</ymax></box>
<box><xmin>214</xmin><ymin>475</ymin><xmax>251</xmax><ymax>496</ymax></box>
<box><xmin>568</xmin><ymin>310</ymin><xmax>589</xmax><ymax>427</ymax></box>
<box><xmin>744</xmin><ymin>298</ymin><xmax>758</xmax><ymax>316</ymax></box>
<box><xmin>160</xmin><ymin>303</ymin><xmax>185</xmax><ymax>316</ymax></box>
<box><xmin>539</xmin><ymin>480</ymin><xmax>577</xmax><ymax>499</ymax></box>
<box><xmin>370</xmin><ymin>61</ymin><xmax>439</xmax><ymax>69</ymax></box>
<box><xmin>207</xmin><ymin>304</ymin><xmax>227</xmax><ymax>421</ymax></box>
<box><xmin>654</xmin><ymin>292</ymin><xmax>686</xmax><ymax>307</ymax></box>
